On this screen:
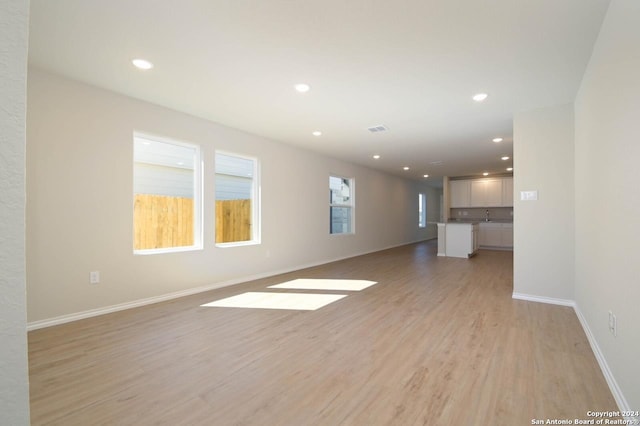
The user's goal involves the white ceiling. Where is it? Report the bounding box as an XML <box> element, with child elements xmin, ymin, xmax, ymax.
<box><xmin>28</xmin><ymin>0</ymin><xmax>610</xmax><ymax>181</ymax></box>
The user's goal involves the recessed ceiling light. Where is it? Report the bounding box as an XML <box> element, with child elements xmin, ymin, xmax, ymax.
<box><xmin>403</xmin><ymin>166</ymin><xmax>410</xmax><ymax>171</ymax></box>
<box><xmin>473</xmin><ymin>93</ymin><xmax>488</xmax><ymax>102</ymax></box>
<box><xmin>492</xmin><ymin>137</ymin><xmax>503</xmax><ymax>143</ymax></box>
<box><xmin>294</xmin><ymin>83</ymin><xmax>310</xmax><ymax>93</ymax></box>
<box><xmin>501</xmin><ymin>156</ymin><xmax>510</xmax><ymax>161</ymax></box>
<box><xmin>507</xmin><ymin>167</ymin><xmax>514</xmax><ymax>171</ymax></box>
<box><xmin>423</xmin><ymin>174</ymin><xmax>429</xmax><ymax>178</ymax></box>
<box><xmin>482</xmin><ymin>172</ymin><xmax>489</xmax><ymax>176</ymax></box>
<box><xmin>132</xmin><ymin>58</ymin><xmax>153</xmax><ymax>70</ymax></box>
<box><xmin>373</xmin><ymin>154</ymin><xmax>381</xmax><ymax>159</ymax></box>
<box><xmin>312</xmin><ymin>131</ymin><xmax>322</xmax><ymax>136</ymax></box>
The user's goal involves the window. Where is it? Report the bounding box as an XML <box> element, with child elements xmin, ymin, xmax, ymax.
<box><xmin>215</xmin><ymin>152</ymin><xmax>260</xmax><ymax>245</ymax></box>
<box><xmin>419</xmin><ymin>193</ymin><xmax>427</xmax><ymax>228</ymax></box>
<box><xmin>330</xmin><ymin>176</ymin><xmax>354</xmax><ymax>234</ymax></box>
<box><xmin>133</xmin><ymin>134</ymin><xmax>202</xmax><ymax>253</ymax></box>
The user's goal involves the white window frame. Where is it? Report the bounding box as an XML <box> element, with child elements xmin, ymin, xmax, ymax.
<box><xmin>419</xmin><ymin>193</ymin><xmax>427</xmax><ymax>228</ymax></box>
<box><xmin>214</xmin><ymin>150</ymin><xmax>261</xmax><ymax>247</ymax></box>
<box><xmin>329</xmin><ymin>175</ymin><xmax>355</xmax><ymax>235</ymax></box>
<box><xmin>133</xmin><ymin>132</ymin><xmax>203</xmax><ymax>255</ymax></box>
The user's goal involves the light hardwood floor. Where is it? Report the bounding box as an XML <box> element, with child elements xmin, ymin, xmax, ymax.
<box><xmin>28</xmin><ymin>241</ymin><xmax>619</xmax><ymax>425</ymax></box>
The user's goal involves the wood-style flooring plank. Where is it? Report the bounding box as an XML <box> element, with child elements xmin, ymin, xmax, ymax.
<box><xmin>28</xmin><ymin>241</ymin><xmax>619</xmax><ymax>425</ymax></box>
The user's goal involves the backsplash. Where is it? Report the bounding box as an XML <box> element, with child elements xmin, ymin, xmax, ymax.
<box><xmin>450</xmin><ymin>207</ymin><xmax>513</xmax><ymax>221</ymax></box>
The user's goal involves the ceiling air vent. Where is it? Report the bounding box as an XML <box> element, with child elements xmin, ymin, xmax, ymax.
<box><xmin>367</xmin><ymin>125</ymin><xmax>388</xmax><ymax>133</ymax></box>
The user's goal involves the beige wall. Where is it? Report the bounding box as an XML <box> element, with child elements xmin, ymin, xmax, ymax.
<box><xmin>0</xmin><ymin>0</ymin><xmax>31</xmax><ymax>424</ymax></box>
<box><xmin>513</xmin><ymin>103</ymin><xmax>575</xmax><ymax>301</ymax></box>
<box><xmin>574</xmin><ymin>0</ymin><xmax>640</xmax><ymax>411</ymax></box>
<box><xmin>513</xmin><ymin>0</ymin><xmax>640</xmax><ymax>412</ymax></box>
<box><xmin>26</xmin><ymin>69</ymin><xmax>428</xmax><ymax>323</ymax></box>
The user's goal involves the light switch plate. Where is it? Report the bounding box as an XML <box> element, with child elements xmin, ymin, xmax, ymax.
<box><xmin>520</xmin><ymin>190</ymin><xmax>538</xmax><ymax>201</ymax></box>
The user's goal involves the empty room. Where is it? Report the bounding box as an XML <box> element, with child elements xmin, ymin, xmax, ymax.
<box><xmin>2</xmin><ymin>0</ymin><xmax>639</xmax><ymax>425</ymax></box>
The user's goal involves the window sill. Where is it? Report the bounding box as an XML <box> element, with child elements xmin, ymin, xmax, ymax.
<box><xmin>134</xmin><ymin>244</ymin><xmax>203</xmax><ymax>255</ymax></box>
<box><xmin>216</xmin><ymin>240</ymin><xmax>261</xmax><ymax>248</ymax></box>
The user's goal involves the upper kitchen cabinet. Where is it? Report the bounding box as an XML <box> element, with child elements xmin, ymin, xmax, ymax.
<box><xmin>450</xmin><ymin>180</ymin><xmax>471</xmax><ymax>207</ymax></box>
<box><xmin>470</xmin><ymin>179</ymin><xmax>502</xmax><ymax>207</ymax></box>
<box><xmin>501</xmin><ymin>177</ymin><xmax>513</xmax><ymax>207</ymax></box>
<box><xmin>449</xmin><ymin>176</ymin><xmax>513</xmax><ymax>208</ymax></box>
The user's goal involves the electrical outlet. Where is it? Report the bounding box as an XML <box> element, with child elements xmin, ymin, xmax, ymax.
<box><xmin>608</xmin><ymin>311</ymin><xmax>617</xmax><ymax>337</ymax></box>
<box><xmin>90</xmin><ymin>271</ymin><xmax>100</xmax><ymax>284</ymax></box>
<box><xmin>612</xmin><ymin>313</ymin><xmax>617</xmax><ymax>337</ymax></box>
<box><xmin>608</xmin><ymin>311</ymin><xmax>613</xmax><ymax>332</ymax></box>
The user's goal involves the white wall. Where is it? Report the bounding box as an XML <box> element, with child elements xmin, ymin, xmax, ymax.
<box><xmin>0</xmin><ymin>0</ymin><xmax>31</xmax><ymax>424</ymax></box>
<box><xmin>574</xmin><ymin>0</ymin><xmax>640</xmax><ymax>411</ymax></box>
<box><xmin>513</xmin><ymin>104</ymin><xmax>575</xmax><ymax>301</ymax></box>
<box><xmin>26</xmin><ymin>69</ymin><xmax>427</xmax><ymax>323</ymax></box>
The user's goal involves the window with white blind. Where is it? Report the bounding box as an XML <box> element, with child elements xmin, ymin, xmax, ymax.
<box><xmin>133</xmin><ymin>134</ymin><xmax>202</xmax><ymax>253</ymax></box>
<box><xmin>419</xmin><ymin>193</ymin><xmax>427</xmax><ymax>228</ymax></box>
<box><xmin>329</xmin><ymin>175</ymin><xmax>354</xmax><ymax>234</ymax></box>
<box><xmin>215</xmin><ymin>152</ymin><xmax>260</xmax><ymax>246</ymax></box>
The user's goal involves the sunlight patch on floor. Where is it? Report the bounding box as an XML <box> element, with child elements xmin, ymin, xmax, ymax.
<box><xmin>268</xmin><ymin>278</ymin><xmax>378</xmax><ymax>291</ymax></box>
<box><xmin>201</xmin><ymin>292</ymin><xmax>347</xmax><ymax>311</ymax></box>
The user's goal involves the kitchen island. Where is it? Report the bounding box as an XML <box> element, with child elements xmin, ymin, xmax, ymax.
<box><xmin>437</xmin><ymin>222</ymin><xmax>479</xmax><ymax>258</ymax></box>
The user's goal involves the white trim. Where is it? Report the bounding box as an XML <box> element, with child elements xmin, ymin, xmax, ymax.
<box><xmin>133</xmin><ymin>132</ymin><xmax>203</xmax><ymax>253</ymax></box>
<box><xmin>27</xmin><ymin>283</ymin><xmax>229</xmax><ymax>331</ymax></box>
<box><xmin>573</xmin><ymin>304</ymin><xmax>635</xmax><ymax>420</ymax></box>
<box><xmin>214</xmin><ymin>151</ymin><xmax>260</xmax><ymax>245</ymax></box>
<box><xmin>329</xmin><ymin>174</ymin><xmax>355</xmax><ymax>235</ymax></box>
<box><xmin>511</xmin><ymin>292</ymin><xmax>575</xmax><ymax>307</ymax></box>
<box><xmin>28</xmin><ymin>240</ymin><xmax>414</xmax><ymax>331</ymax></box>
<box><xmin>512</xmin><ymin>292</ymin><xmax>636</xmax><ymax>421</ymax></box>
<box><xmin>134</xmin><ymin>244</ymin><xmax>204</xmax><ymax>255</ymax></box>
<box><xmin>215</xmin><ymin>240</ymin><xmax>261</xmax><ymax>248</ymax></box>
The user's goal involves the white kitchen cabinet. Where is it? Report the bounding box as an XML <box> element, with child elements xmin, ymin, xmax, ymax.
<box><xmin>472</xmin><ymin>224</ymin><xmax>480</xmax><ymax>252</ymax></box>
<box><xmin>479</xmin><ymin>222</ymin><xmax>513</xmax><ymax>249</ymax></box>
<box><xmin>469</xmin><ymin>180</ymin><xmax>484</xmax><ymax>207</ymax></box>
<box><xmin>502</xmin><ymin>223</ymin><xmax>513</xmax><ymax>248</ymax></box>
<box><xmin>501</xmin><ymin>177</ymin><xmax>514</xmax><ymax>207</ymax></box>
<box><xmin>470</xmin><ymin>179</ymin><xmax>503</xmax><ymax>207</ymax></box>
<box><xmin>450</xmin><ymin>177</ymin><xmax>513</xmax><ymax>208</ymax></box>
<box><xmin>437</xmin><ymin>223</ymin><xmax>447</xmax><ymax>256</ymax></box>
<box><xmin>486</xmin><ymin>179</ymin><xmax>503</xmax><ymax>206</ymax></box>
<box><xmin>443</xmin><ymin>222</ymin><xmax>478</xmax><ymax>258</ymax></box>
<box><xmin>479</xmin><ymin>222</ymin><xmax>502</xmax><ymax>246</ymax></box>
<box><xmin>449</xmin><ymin>180</ymin><xmax>471</xmax><ymax>208</ymax></box>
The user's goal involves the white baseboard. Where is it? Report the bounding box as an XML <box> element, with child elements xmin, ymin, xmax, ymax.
<box><xmin>512</xmin><ymin>292</ymin><xmax>635</xmax><ymax>420</ymax></box>
<box><xmin>511</xmin><ymin>292</ymin><xmax>575</xmax><ymax>307</ymax></box>
<box><xmin>27</xmin><ymin>280</ymin><xmax>233</xmax><ymax>331</ymax></box>
<box><xmin>573</xmin><ymin>305</ymin><xmax>635</xmax><ymax>419</ymax></box>
<box><xmin>27</xmin><ymin>240</ymin><xmax>418</xmax><ymax>331</ymax></box>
